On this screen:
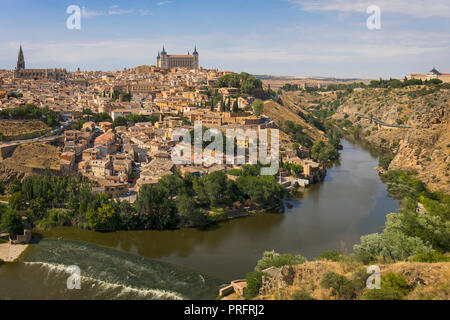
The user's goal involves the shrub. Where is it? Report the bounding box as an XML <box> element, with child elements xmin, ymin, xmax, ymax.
<box><xmin>244</xmin><ymin>271</ymin><xmax>263</xmax><ymax>299</ymax></box>
<box><xmin>316</xmin><ymin>249</ymin><xmax>343</xmax><ymax>261</ymax></box>
<box><xmin>0</xmin><ymin>258</ymin><xmax>4</xmax><ymax>266</ymax></box>
<box><xmin>410</xmin><ymin>252</ymin><xmax>450</xmax><ymax>263</ymax></box>
<box><xmin>255</xmin><ymin>250</ymin><xmax>307</xmax><ymax>271</ymax></box>
<box><xmin>37</xmin><ymin>209</ymin><xmax>72</xmax><ymax>230</ymax></box>
<box><xmin>364</xmin><ymin>287</ymin><xmax>403</xmax><ymax>300</ymax></box>
<box><xmin>381</xmin><ymin>272</ymin><xmax>410</xmax><ymax>295</ymax></box>
<box><xmin>290</xmin><ymin>289</ymin><xmax>315</xmax><ymax>300</ymax></box>
<box><xmin>379</xmin><ymin>155</ymin><xmax>394</xmax><ymax>170</ymax></box>
<box><xmin>351</xmin><ymin>268</ymin><xmax>371</xmax><ymax>295</ymax></box>
<box><xmin>353</xmin><ymin>230</ymin><xmax>433</xmax><ymax>264</ymax></box>
<box><xmin>252</xmin><ymin>99</ymin><xmax>264</xmax><ymax>116</ymax></box>
<box><xmin>320</xmin><ymin>271</ymin><xmax>357</xmax><ymax>300</ymax></box>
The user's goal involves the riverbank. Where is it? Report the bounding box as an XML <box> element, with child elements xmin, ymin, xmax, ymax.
<box><xmin>0</xmin><ymin>242</ymin><xmax>29</xmax><ymax>262</ymax></box>
<box><xmin>31</xmin><ymin>140</ymin><xmax>399</xmax><ymax>282</ymax></box>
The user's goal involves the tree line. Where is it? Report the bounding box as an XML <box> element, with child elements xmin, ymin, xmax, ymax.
<box><xmin>0</xmin><ymin>166</ymin><xmax>285</xmax><ymax>234</ymax></box>
<box><xmin>0</xmin><ymin>104</ymin><xmax>61</xmax><ymax>127</ymax></box>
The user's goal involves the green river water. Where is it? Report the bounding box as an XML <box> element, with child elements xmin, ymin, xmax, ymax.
<box><xmin>0</xmin><ymin>140</ymin><xmax>399</xmax><ymax>299</ymax></box>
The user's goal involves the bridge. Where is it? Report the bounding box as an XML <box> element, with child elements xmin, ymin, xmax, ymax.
<box><xmin>336</xmin><ymin>111</ymin><xmax>413</xmax><ymax>129</ymax></box>
<box><xmin>355</xmin><ymin>114</ymin><xmax>413</xmax><ymax>129</ymax></box>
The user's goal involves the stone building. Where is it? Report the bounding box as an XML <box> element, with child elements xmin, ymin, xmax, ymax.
<box><xmin>14</xmin><ymin>46</ymin><xmax>68</xmax><ymax>80</ymax></box>
<box><xmin>406</xmin><ymin>67</ymin><xmax>450</xmax><ymax>83</ymax></box>
<box><xmin>156</xmin><ymin>46</ymin><xmax>199</xmax><ymax>69</ymax></box>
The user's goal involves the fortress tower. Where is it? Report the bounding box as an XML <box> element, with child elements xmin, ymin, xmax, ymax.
<box><xmin>156</xmin><ymin>46</ymin><xmax>199</xmax><ymax>69</ymax></box>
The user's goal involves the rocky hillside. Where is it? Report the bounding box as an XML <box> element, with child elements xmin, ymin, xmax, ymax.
<box><xmin>0</xmin><ymin>142</ymin><xmax>61</xmax><ymax>186</ymax></box>
<box><xmin>333</xmin><ymin>86</ymin><xmax>450</xmax><ymax>193</ymax></box>
<box><xmin>263</xmin><ymin>92</ymin><xmax>330</xmax><ymax>142</ymax></box>
<box><xmin>257</xmin><ymin>261</ymin><xmax>450</xmax><ymax>300</ymax></box>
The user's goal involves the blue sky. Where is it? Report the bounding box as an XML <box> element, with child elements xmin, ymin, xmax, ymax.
<box><xmin>1</xmin><ymin>0</ymin><xmax>449</xmax><ymax>78</ymax></box>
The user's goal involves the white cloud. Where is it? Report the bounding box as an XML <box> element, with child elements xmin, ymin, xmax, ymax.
<box><xmin>81</xmin><ymin>6</ymin><xmax>139</xmax><ymax>18</ymax></box>
<box><xmin>108</xmin><ymin>9</ymin><xmax>134</xmax><ymax>15</ymax></box>
<box><xmin>289</xmin><ymin>0</ymin><xmax>450</xmax><ymax>18</ymax></box>
<box><xmin>157</xmin><ymin>1</ymin><xmax>172</xmax><ymax>6</ymax></box>
<box><xmin>81</xmin><ymin>7</ymin><xmax>105</xmax><ymax>19</ymax></box>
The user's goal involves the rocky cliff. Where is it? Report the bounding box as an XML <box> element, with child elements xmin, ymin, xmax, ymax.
<box><xmin>334</xmin><ymin>86</ymin><xmax>449</xmax><ymax>193</ymax></box>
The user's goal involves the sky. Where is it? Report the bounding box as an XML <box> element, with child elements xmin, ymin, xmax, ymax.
<box><xmin>0</xmin><ymin>0</ymin><xmax>449</xmax><ymax>78</ymax></box>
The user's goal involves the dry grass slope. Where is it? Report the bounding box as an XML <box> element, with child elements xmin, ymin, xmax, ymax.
<box><xmin>3</xmin><ymin>143</ymin><xmax>60</xmax><ymax>170</ymax></box>
<box><xmin>263</xmin><ymin>99</ymin><xmax>325</xmax><ymax>142</ymax></box>
<box><xmin>258</xmin><ymin>261</ymin><xmax>450</xmax><ymax>300</ymax></box>
<box><xmin>0</xmin><ymin>120</ymin><xmax>48</xmax><ymax>137</ymax></box>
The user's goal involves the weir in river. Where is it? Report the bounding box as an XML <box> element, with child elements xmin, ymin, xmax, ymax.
<box><xmin>0</xmin><ymin>140</ymin><xmax>399</xmax><ymax>299</ymax></box>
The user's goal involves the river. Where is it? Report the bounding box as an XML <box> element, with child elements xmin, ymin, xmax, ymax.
<box><xmin>0</xmin><ymin>139</ymin><xmax>398</xmax><ymax>299</ymax></box>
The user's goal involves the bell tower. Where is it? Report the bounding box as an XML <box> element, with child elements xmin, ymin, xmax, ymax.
<box><xmin>17</xmin><ymin>45</ymin><xmax>25</xmax><ymax>70</ymax></box>
<box><xmin>193</xmin><ymin>46</ymin><xmax>199</xmax><ymax>69</ymax></box>
<box><xmin>160</xmin><ymin>46</ymin><xmax>168</xmax><ymax>69</ymax></box>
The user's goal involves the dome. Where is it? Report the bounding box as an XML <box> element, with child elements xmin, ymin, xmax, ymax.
<box><xmin>429</xmin><ymin>67</ymin><xmax>441</xmax><ymax>75</ymax></box>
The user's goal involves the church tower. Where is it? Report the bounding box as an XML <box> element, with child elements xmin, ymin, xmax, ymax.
<box><xmin>160</xmin><ymin>46</ymin><xmax>168</xmax><ymax>69</ymax></box>
<box><xmin>193</xmin><ymin>46</ymin><xmax>199</xmax><ymax>69</ymax></box>
<box><xmin>156</xmin><ymin>51</ymin><xmax>161</xmax><ymax>68</ymax></box>
<box><xmin>17</xmin><ymin>45</ymin><xmax>25</xmax><ymax>70</ymax></box>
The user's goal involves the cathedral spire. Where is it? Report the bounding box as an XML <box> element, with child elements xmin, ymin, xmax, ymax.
<box><xmin>17</xmin><ymin>45</ymin><xmax>25</xmax><ymax>70</ymax></box>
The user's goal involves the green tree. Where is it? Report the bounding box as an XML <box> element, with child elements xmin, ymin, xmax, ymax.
<box><xmin>252</xmin><ymin>99</ymin><xmax>264</xmax><ymax>116</ymax></box>
<box><xmin>232</xmin><ymin>100</ymin><xmax>239</xmax><ymax>113</ymax></box>
<box><xmin>0</xmin><ymin>209</ymin><xmax>24</xmax><ymax>237</ymax></box>
<box><xmin>93</xmin><ymin>113</ymin><xmax>112</xmax><ymax>123</ymax></box>
<box><xmin>9</xmin><ymin>178</ymin><xmax>22</xmax><ymax>194</ymax></box>
<box><xmin>9</xmin><ymin>192</ymin><xmax>26</xmax><ymax>210</ymax></box>
<box><xmin>78</xmin><ymin>182</ymin><xmax>93</xmax><ymax>214</ymax></box>
<box><xmin>136</xmin><ymin>184</ymin><xmax>179</xmax><ymax>230</ymax></box>
<box><xmin>236</xmin><ymin>175</ymin><xmax>284</xmax><ymax>204</ymax></box>
<box><xmin>194</xmin><ymin>171</ymin><xmax>235</xmax><ymax>207</ymax></box>
<box><xmin>176</xmin><ymin>194</ymin><xmax>206</xmax><ymax>226</ymax></box>
<box><xmin>27</xmin><ymin>198</ymin><xmax>47</xmax><ymax>220</ymax></box>
<box><xmin>311</xmin><ymin>140</ymin><xmax>339</xmax><ymax>162</ymax></box>
<box><xmin>86</xmin><ymin>203</ymin><xmax>119</xmax><ymax>232</ymax></box>
<box><xmin>244</xmin><ymin>271</ymin><xmax>263</xmax><ymax>299</ymax></box>
<box><xmin>116</xmin><ymin>200</ymin><xmax>139</xmax><ymax>230</ymax></box>
<box><xmin>113</xmin><ymin>116</ymin><xmax>128</xmax><ymax>127</ymax></box>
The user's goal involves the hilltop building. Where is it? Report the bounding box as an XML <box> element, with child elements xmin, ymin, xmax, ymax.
<box><xmin>156</xmin><ymin>46</ymin><xmax>199</xmax><ymax>69</ymax></box>
<box><xmin>14</xmin><ymin>45</ymin><xmax>68</xmax><ymax>80</ymax></box>
<box><xmin>406</xmin><ymin>67</ymin><xmax>450</xmax><ymax>83</ymax></box>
